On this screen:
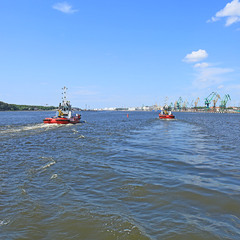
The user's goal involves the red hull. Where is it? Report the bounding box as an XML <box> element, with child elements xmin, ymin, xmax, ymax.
<box><xmin>159</xmin><ymin>115</ymin><xmax>175</xmax><ymax>119</ymax></box>
<box><xmin>43</xmin><ymin>116</ymin><xmax>80</xmax><ymax>124</ymax></box>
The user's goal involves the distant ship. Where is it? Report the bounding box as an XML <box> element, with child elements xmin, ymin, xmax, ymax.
<box><xmin>159</xmin><ymin>104</ymin><xmax>175</xmax><ymax>119</ymax></box>
<box><xmin>43</xmin><ymin>87</ymin><xmax>81</xmax><ymax>124</ymax></box>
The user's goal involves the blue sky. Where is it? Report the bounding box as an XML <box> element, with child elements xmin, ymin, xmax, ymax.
<box><xmin>0</xmin><ymin>0</ymin><xmax>240</xmax><ymax>108</ymax></box>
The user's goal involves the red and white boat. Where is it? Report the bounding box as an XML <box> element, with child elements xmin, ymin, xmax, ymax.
<box><xmin>43</xmin><ymin>87</ymin><xmax>81</xmax><ymax>124</ymax></box>
<box><xmin>159</xmin><ymin>105</ymin><xmax>175</xmax><ymax>119</ymax></box>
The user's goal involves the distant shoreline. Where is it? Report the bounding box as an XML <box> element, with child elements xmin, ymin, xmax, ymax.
<box><xmin>0</xmin><ymin>109</ymin><xmax>57</xmax><ymax>112</ymax></box>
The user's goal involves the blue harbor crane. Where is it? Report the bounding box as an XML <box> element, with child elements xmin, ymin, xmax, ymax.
<box><xmin>169</xmin><ymin>102</ymin><xmax>174</xmax><ymax>111</ymax></box>
<box><xmin>205</xmin><ymin>92</ymin><xmax>218</xmax><ymax>109</ymax></box>
<box><xmin>177</xmin><ymin>97</ymin><xmax>183</xmax><ymax>111</ymax></box>
<box><xmin>220</xmin><ymin>94</ymin><xmax>231</xmax><ymax>111</ymax></box>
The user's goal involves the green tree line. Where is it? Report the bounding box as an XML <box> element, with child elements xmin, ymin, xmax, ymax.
<box><xmin>0</xmin><ymin>101</ymin><xmax>56</xmax><ymax>111</ymax></box>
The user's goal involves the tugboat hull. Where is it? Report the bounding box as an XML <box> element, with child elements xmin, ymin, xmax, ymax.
<box><xmin>159</xmin><ymin>115</ymin><xmax>175</xmax><ymax>119</ymax></box>
<box><xmin>43</xmin><ymin>116</ymin><xmax>80</xmax><ymax>124</ymax></box>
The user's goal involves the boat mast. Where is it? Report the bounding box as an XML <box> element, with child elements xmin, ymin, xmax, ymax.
<box><xmin>62</xmin><ymin>86</ymin><xmax>68</xmax><ymax>105</ymax></box>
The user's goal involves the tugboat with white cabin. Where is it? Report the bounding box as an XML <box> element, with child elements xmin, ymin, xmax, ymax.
<box><xmin>158</xmin><ymin>104</ymin><xmax>175</xmax><ymax>119</ymax></box>
<box><xmin>43</xmin><ymin>87</ymin><xmax>81</xmax><ymax>124</ymax></box>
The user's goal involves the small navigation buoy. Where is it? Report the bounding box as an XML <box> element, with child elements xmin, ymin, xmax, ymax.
<box><xmin>127</xmin><ymin>114</ymin><xmax>129</xmax><ymax>118</ymax></box>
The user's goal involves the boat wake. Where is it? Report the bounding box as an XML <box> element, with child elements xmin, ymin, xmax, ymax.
<box><xmin>0</xmin><ymin>123</ymin><xmax>62</xmax><ymax>137</ymax></box>
<box><xmin>0</xmin><ymin>219</ymin><xmax>10</xmax><ymax>226</ymax></box>
<box><xmin>28</xmin><ymin>157</ymin><xmax>57</xmax><ymax>176</ymax></box>
<box><xmin>158</xmin><ymin>118</ymin><xmax>177</xmax><ymax>121</ymax></box>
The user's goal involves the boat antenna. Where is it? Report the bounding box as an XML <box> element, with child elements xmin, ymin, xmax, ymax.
<box><xmin>62</xmin><ymin>86</ymin><xmax>68</xmax><ymax>104</ymax></box>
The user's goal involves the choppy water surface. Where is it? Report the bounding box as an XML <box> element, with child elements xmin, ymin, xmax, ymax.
<box><xmin>0</xmin><ymin>111</ymin><xmax>240</xmax><ymax>239</ymax></box>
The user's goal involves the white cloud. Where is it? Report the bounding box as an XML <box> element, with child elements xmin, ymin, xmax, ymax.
<box><xmin>208</xmin><ymin>16</ymin><xmax>218</xmax><ymax>23</ymax></box>
<box><xmin>193</xmin><ymin>66</ymin><xmax>234</xmax><ymax>89</ymax></box>
<box><xmin>218</xmin><ymin>85</ymin><xmax>224</xmax><ymax>89</ymax></box>
<box><xmin>209</xmin><ymin>0</ymin><xmax>240</xmax><ymax>26</ymax></box>
<box><xmin>194</xmin><ymin>62</ymin><xmax>209</xmax><ymax>68</ymax></box>
<box><xmin>183</xmin><ymin>49</ymin><xmax>208</xmax><ymax>63</ymax></box>
<box><xmin>52</xmin><ymin>2</ymin><xmax>78</xmax><ymax>14</ymax></box>
<box><xmin>183</xmin><ymin>49</ymin><xmax>234</xmax><ymax>89</ymax></box>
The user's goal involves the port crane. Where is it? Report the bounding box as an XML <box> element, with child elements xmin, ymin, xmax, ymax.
<box><xmin>174</xmin><ymin>101</ymin><xmax>178</xmax><ymax>110</ymax></box>
<box><xmin>169</xmin><ymin>102</ymin><xmax>174</xmax><ymax>110</ymax></box>
<box><xmin>190</xmin><ymin>100</ymin><xmax>194</xmax><ymax>109</ymax></box>
<box><xmin>194</xmin><ymin>97</ymin><xmax>200</xmax><ymax>111</ymax></box>
<box><xmin>213</xmin><ymin>94</ymin><xmax>221</xmax><ymax>110</ymax></box>
<box><xmin>205</xmin><ymin>92</ymin><xmax>218</xmax><ymax>109</ymax></box>
<box><xmin>220</xmin><ymin>94</ymin><xmax>231</xmax><ymax>111</ymax></box>
<box><xmin>176</xmin><ymin>97</ymin><xmax>183</xmax><ymax>110</ymax></box>
<box><xmin>182</xmin><ymin>100</ymin><xmax>188</xmax><ymax>111</ymax></box>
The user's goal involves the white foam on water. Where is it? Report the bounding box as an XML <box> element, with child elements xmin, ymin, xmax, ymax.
<box><xmin>72</xmin><ymin>129</ymin><xmax>79</xmax><ymax>134</ymax></box>
<box><xmin>36</xmin><ymin>157</ymin><xmax>56</xmax><ymax>173</ymax></box>
<box><xmin>0</xmin><ymin>219</ymin><xmax>10</xmax><ymax>226</ymax></box>
<box><xmin>1</xmin><ymin>123</ymin><xmax>61</xmax><ymax>134</ymax></box>
<box><xmin>40</xmin><ymin>156</ymin><xmax>53</xmax><ymax>159</ymax></box>
<box><xmin>21</xmin><ymin>188</ymin><xmax>27</xmax><ymax>194</ymax></box>
<box><xmin>161</xmin><ymin>118</ymin><xmax>177</xmax><ymax>121</ymax></box>
<box><xmin>41</xmin><ymin>160</ymin><xmax>56</xmax><ymax>170</ymax></box>
<box><xmin>50</xmin><ymin>174</ymin><xmax>58</xmax><ymax>179</ymax></box>
<box><xmin>77</xmin><ymin>135</ymin><xmax>85</xmax><ymax>139</ymax></box>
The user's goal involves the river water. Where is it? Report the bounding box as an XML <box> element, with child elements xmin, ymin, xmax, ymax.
<box><xmin>0</xmin><ymin>111</ymin><xmax>239</xmax><ymax>239</ymax></box>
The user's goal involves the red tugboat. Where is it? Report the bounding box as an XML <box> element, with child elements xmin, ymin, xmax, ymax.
<box><xmin>159</xmin><ymin>104</ymin><xmax>175</xmax><ymax>119</ymax></box>
<box><xmin>43</xmin><ymin>87</ymin><xmax>81</xmax><ymax>124</ymax></box>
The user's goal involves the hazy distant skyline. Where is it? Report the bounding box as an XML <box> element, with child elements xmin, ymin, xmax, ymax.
<box><xmin>1</xmin><ymin>0</ymin><xmax>240</xmax><ymax>108</ymax></box>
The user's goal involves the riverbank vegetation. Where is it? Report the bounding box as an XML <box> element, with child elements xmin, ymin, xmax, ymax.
<box><xmin>0</xmin><ymin>101</ymin><xmax>56</xmax><ymax>111</ymax></box>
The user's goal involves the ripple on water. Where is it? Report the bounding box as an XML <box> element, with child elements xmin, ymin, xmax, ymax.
<box><xmin>0</xmin><ymin>111</ymin><xmax>240</xmax><ymax>239</ymax></box>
